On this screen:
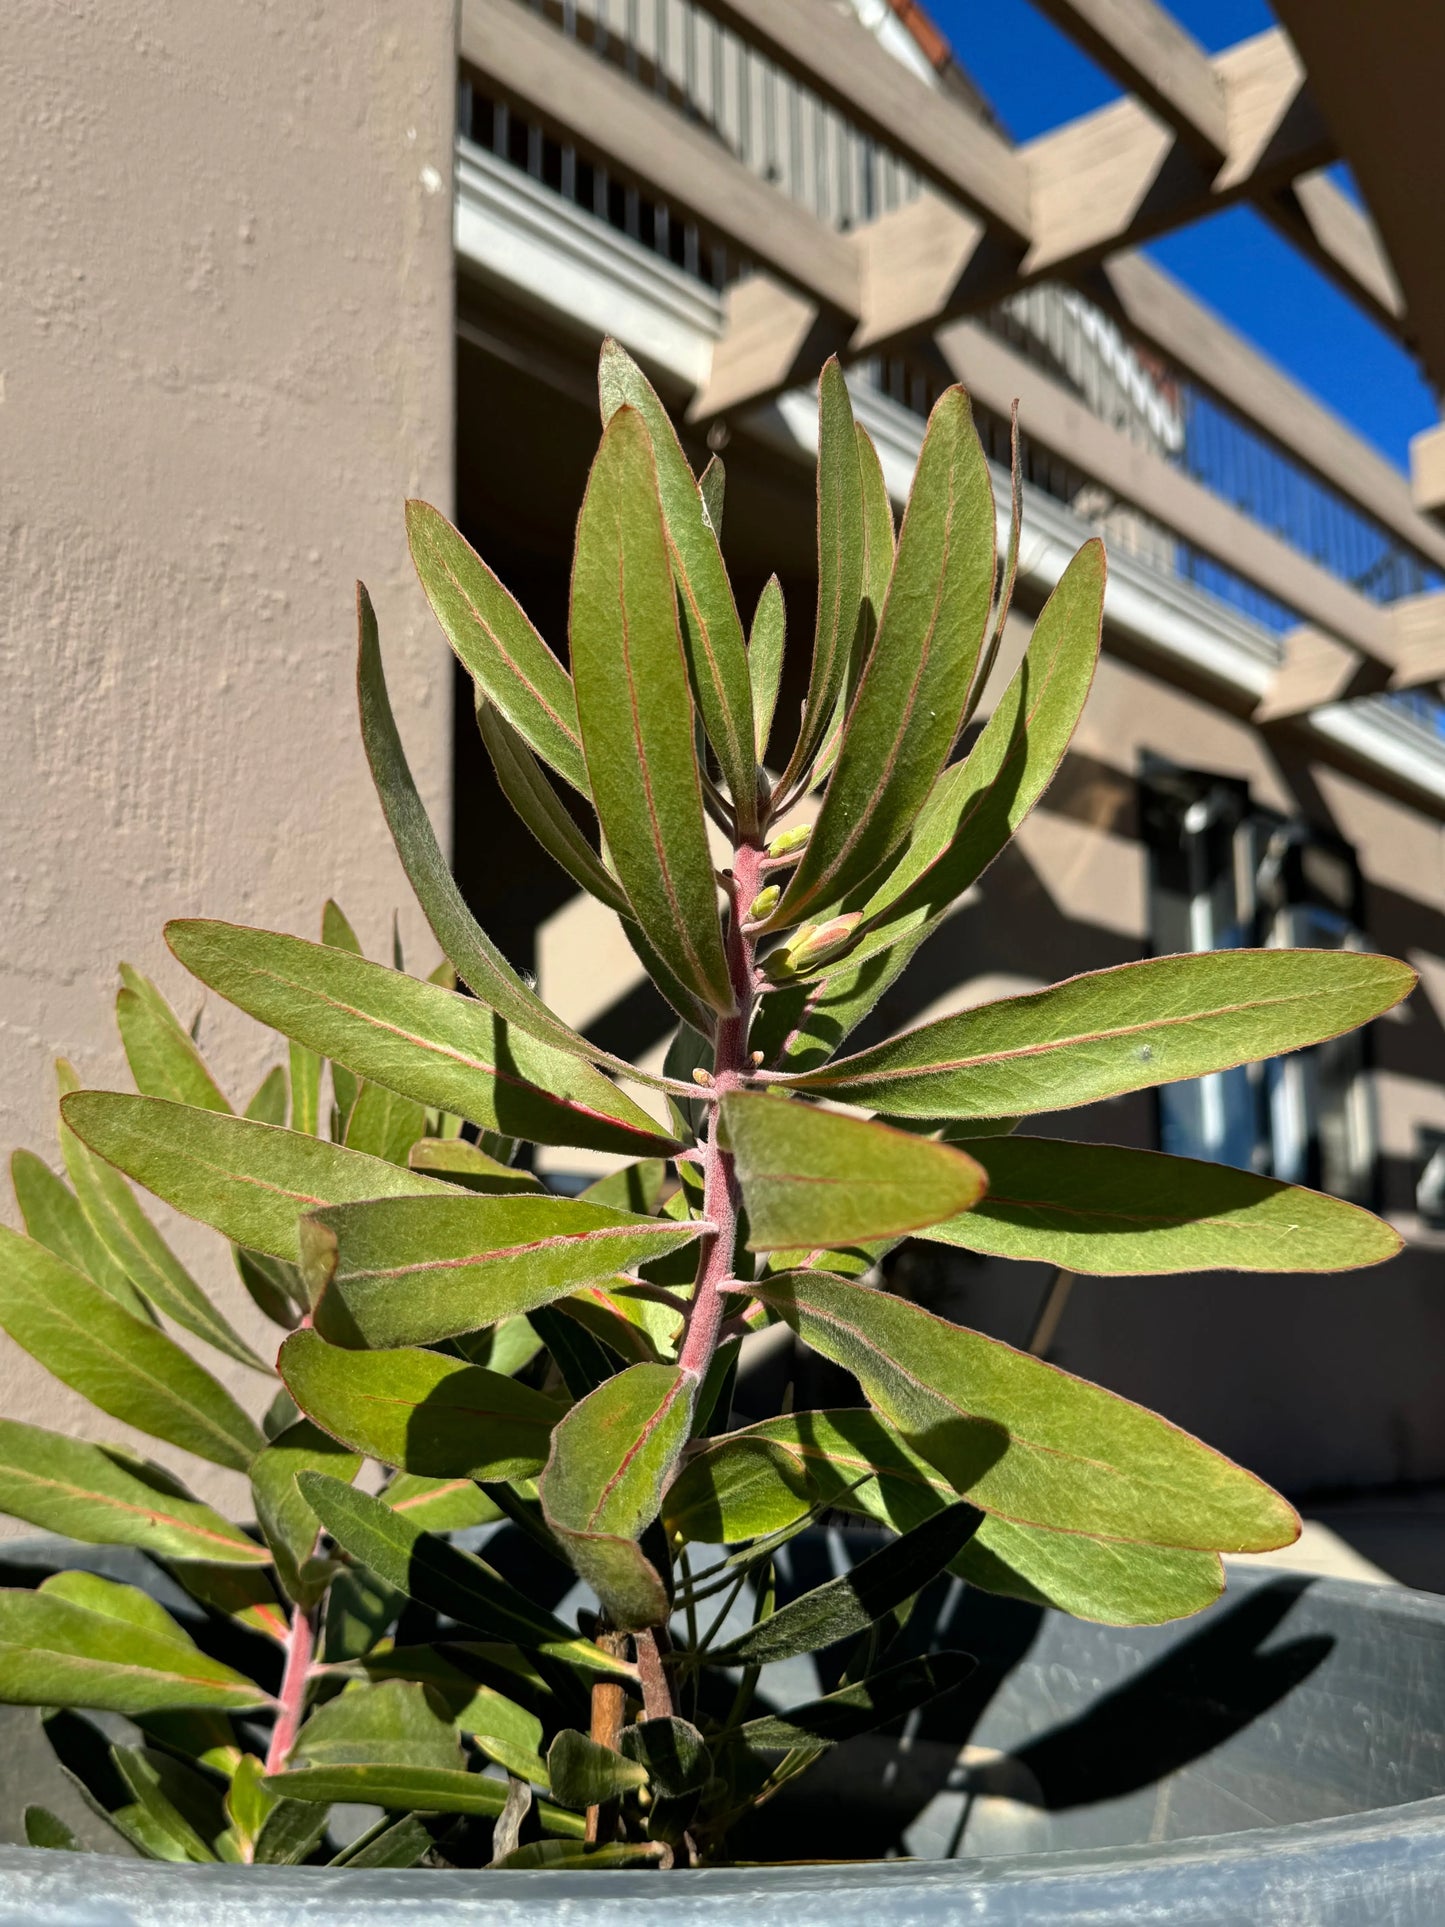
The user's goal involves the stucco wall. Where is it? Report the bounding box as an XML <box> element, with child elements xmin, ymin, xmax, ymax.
<box><xmin>0</xmin><ymin>1</ymin><xmax>458</xmax><ymax>1518</ymax></box>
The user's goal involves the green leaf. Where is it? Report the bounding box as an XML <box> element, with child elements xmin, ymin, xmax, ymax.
<box><xmin>600</xmin><ymin>339</ymin><xmax>759</xmax><ymax>835</ymax></box>
<box><xmin>361</xmin><ymin>1644</ymin><xmax>546</xmax><ymax>1777</ymax></box>
<box><xmin>570</xmin><ymin>405</ymin><xmax>734</xmax><ymax>1016</ymax></box>
<box><xmin>785</xmin><ymin>949</ymin><xmax>1417</xmax><ymax>1118</ymax></box>
<box><xmin>355</xmin><ymin>582</ymin><xmax>670</xmax><ymax>1089</ymax></box>
<box><xmin>24</xmin><ymin>1807</ymin><xmax>80</xmax><ymax>1851</ymax></box>
<box><xmin>343</xmin><ymin>1080</ymin><xmax>428</xmax><ymax>1166</ymax></box>
<box><xmin>407</xmin><ymin>499</ymin><xmax>588</xmax><ymax>793</ymax></box>
<box><xmin>40</xmin><ymin>1570</ymin><xmax>198</xmax><ymax>1645</ymax></box>
<box><xmin>748</xmin><ymin>575</ymin><xmax>785</xmax><ymax>763</ymax></box>
<box><xmin>116</xmin><ymin>967</ymin><xmax>230</xmax><ymax>1114</ymax></box>
<box><xmin>927</xmin><ymin>1136</ymin><xmax>1402</xmax><ymax>1273</ymax></box>
<box><xmin>284</xmin><ymin>1678</ymin><xmax>460</xmax><ymax>1772</ymax></box>
<box><xmin>808</xmin><ymin>422</ymin><xmax>895</xmax><ymax>787</ymax></box>
<box><xmin>739</xmin><ymin>1651</ymin><xmax>974</xmax><ymax>1749</ymax></box>
<box><xmin>664</xmin><ymin>1436</ymin><xmax>818</xmax><ymax>1544</ymax></box>
<box><xmin>752</xmin><ymin>1271</ymin><xmax>1299</xmax><ymax>1553</ymax></box>
<box><xmin>11</xmin><ymin>1148</ymin><xmax>149</xmax><ymax>1317</ymax></box>
<box><xmin>776</xmin><ymin>360</ymin><xmax>863</xmax><ymax>789</ymax></box>
<box><xmin>244</xmin><ymin>1066</ymin><xmax>288</xmax><ymax>1127</ymax></box>
<box><xmin>494</xmin><ymin>1839</ymin><xmax>661</xmax><ymax>1869</ymax></box>
<box><xmin>699</xmin><ymin>453</ymin><xmax>725</xmax><ymax>535</ymax></box>
<box><xmin>279</xmin><ymin>1327</ymin><xmax>561</xmax><ymax>1480</ymax></box>
<box><xmin>578</xmin><ymin>1158</ymin><xmax>668</xmax><ymax>1213</ymax></box>
<box><xmin>833</xmin><ymin>538</ymin><xmax>1105</xmax><ymax>987</ymax></box>
<box><xmin>55</xmin><ymin>1064</ymin><xmax>266</xmax><ymax>1371</ymax></box>
<box><xmin>618</xmin><ymin>1716</ymin><xmax>709</xmax><ymax>1799</ymax></box>
<box><xmin>708</xmin><ymin>1502</ymin><xmax>981</xmax><ymax>1665</ymax></box>
<box><xmin>767</xmin><ymin>385</ymin><xmax>994</xmax><ymax>926</ymax></box>
<box><xmin>670</xmin><ymin>1411</ymin><xmax>1225</xmax><ymax>1625</ymax></box>
<box><xmin>329</xmin><ymin>1812</ymin><xmax>435</xmax><ymax>1868</ymax></box>
<box><xmin>298</xmin><ymin>1473</ymin><xmax>634</xmax><ymax>1676</ymax></box>
<box><xmin>289</xmin><ymin>1040</ymin><xmax>321</xmax><ymax>1136</ymax></box>
<box><xmin>253</xmin><ymin>1798</ymin><xmax>330</xmax><ymax>1865</ymax></box>
<box><xmin>322</xmin><ymin>899</ymin><xmax>364</xmax><ymax>955</ymax></box>
<box><xmin>381</xmin><ymin>1474</ymin><xmax>502</xmax><ymax>1534</ymax></box>
<box><xmin>0</xmin><ymin>1228</ymin><xmax>266</xmax><ymax>1472</ymax></box>
<box><xmin>251</xmin><ymin>1419</ymin><xmax>362</xmax><ymax>1607</ymax></box>
<box><xmin>111</xmin><ymin>1746</ymin><xmax>222</xmax><ymax>1863</ymax></box>
<box><xmin>224</xmin><ymin>1754</ymin><xmax>279</xmax><ymax>1858</ymax></box>
<box><xmin>539</xmin><ymin>1362</ymin><xmax>694</xmax><ymax>1629</ymax></box>
<box><xmin>0</xmin><ymin>1590</ymin><xmax>269</xmax><ymax>1714</ymax></box>
<box><xmin>720</xmin><ymin>1092</ymin><xmax>985</xmax><ymax>1249</ymax></box>
<box><xmin>477</xmin><ymin>699</ymin><xmax>633</xmax><ymax>917</ymax></box>
<box><xmin>167</xmin><ymin>920</ymin><xmax>676</xmax><ymax>1160</ymax></box>
<box><xmin>301</xmin><ymin>1191</ymin><xmax>700</xmax><ymax>1349</ymax></box>
<box><xmin>408</xmin><ymin>1137</ymin><xmax>541</xmax><ymax>1195</ymax></box>
<box><xmin>0</xmin><ymin>1420</ymin><xmax>268</xmax><ymax>1563</ymax></box>
<box><xmin>60</xmin><ymin>1093</ymin><xmax>446</xmax><ymax>1263</ymax></box>
<box><xmin>547</xmin><ymin>1727</ymin><xmax>648</xmax><ymax>1808</ymax></box>
<box><xmin>233</xmin><ymin>1245</ymin><xmax>305</xmax><ymax>1328</ymax></box>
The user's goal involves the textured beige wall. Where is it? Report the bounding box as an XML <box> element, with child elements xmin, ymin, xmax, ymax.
<box><xmin>0</xmin><ymin>1</ymin><xmax>458</xmax><ymax>1515</ymax></box>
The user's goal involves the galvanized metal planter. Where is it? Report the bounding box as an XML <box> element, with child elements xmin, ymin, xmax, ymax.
<box><xmin>0</xmin><ymin>1545</ymin><xmax>1442</xmax><ymax>1924</ymax></box>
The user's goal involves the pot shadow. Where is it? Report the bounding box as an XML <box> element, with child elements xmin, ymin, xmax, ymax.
<box><xmin>736</xmin><ymin>1569</ymin><xmax>1333</xmax><ymax>1862</ymax></box>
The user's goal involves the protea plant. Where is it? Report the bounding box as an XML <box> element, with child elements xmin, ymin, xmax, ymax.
<box><xmin>0</xmin><ymin>342</ymin><xmax>1410</xmax><ymax>1870</ymax></box>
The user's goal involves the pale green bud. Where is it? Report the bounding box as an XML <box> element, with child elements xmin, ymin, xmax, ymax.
<box><xmin>746</xmin><ymin>884</ymin><xmax>781</xmax><ymax>922</ymax></box>
<box><xmin>765</xmin><ymin>912</ymin><xmax>862</xmax><ymax>981</ymax></box>
<box><xmin>766</xmin><ymin>823</ymin><xmax>812</xmax><ymax>859</ymax></box>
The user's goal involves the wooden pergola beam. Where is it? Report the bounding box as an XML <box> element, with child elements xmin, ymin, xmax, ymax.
<box><xmin>1262</xmin><ymin>169</ymin><xmax>1405</xmax><ymax>333</ymax></box>
<box><xmin>695</xmin><ymin>0</ymin><xmax>1031</xmax><ymax>242</ymax></box>
<box><xmin>1028</xmin><ymin>0</ymin><xmax>1229</xmax><ymax>159</ymax></box>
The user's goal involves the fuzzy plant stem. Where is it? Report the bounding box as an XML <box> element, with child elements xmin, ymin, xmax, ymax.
<box><xmin>678</xmin><ymin>840</ymin><xmax>763</xmax><ymax>1383</ymax></box>
<box><xmin>264</xmin><ymin>1600</ymin><xmax>317</xmax><ymax>1776</ymax></box>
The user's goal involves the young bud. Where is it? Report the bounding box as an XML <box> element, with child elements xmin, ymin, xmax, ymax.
<box><xmin>691</xmin><ymin>1067</ymin><xmax>715</xmax><ymax>1088</ymax></box>
<box><xmin>764</xmin><ymin>912</ymin><xmax>862</xmax><ymax>981</ymax></box>
<box><xmin>766</xmin><ymin>823</ymin><xmax>811</xmax><ymax>859</ymax></box>
<box><xmin>745</xmin><ymin>884</ymin><xmax>781</xmax><ymax>922</ymax></box>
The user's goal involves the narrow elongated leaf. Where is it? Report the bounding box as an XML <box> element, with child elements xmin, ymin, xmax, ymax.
<box><xmin>495</xmin><ymin>1839</ymin><xmax>659</xmax><ymax>1869</ymax></box>
<box><xmin>0</xmin><ymin>1591</ymin><xmax>268</xmax><ymax>1714</ymax></box>
<box><xmin>547</xmin><ymin>1727</ymin><xmax>648</xmax><ymax>1809</ymax></box>
<box><xmin>808</xmin><ymin>423</ymin><xmax>895</xmax><ymax>788</ymax></box>
<box><xmin>11</xmin><ymin>1149</ymin><xmax>149</xmax><ymax>1317</ymax></box>
<box><xmin>570</xmin><ymin>406</ymin><xmax>733</xmax><ymax>1015</ymax></box>
<box><xmin>786</xmin><ymin>950</ymin><xmax>1417</xmax><ymax>1118</ymax></box>
<box><xmin>302</xmin><ymin>1191</ymin><xmax>700</xmax><ymax>1349</ymax></box>
<box><xmin>60</xmin><ymin>1093</ymin><xmax>443</xmax><ymax>1263</ymax></box>
<box><xmin>329</xmin><ymin>1812</ymin><xmax>436</xmax><ymax>1869</ymax></box>
<box><xmin>0</xmin><ymin>1229</ymin><xmax>265</xmax><ymax>1472</ymax></box>
<box><xmin>168</xmin><ymin>921</ymin><xmax>677</xmax><ymax>1159</ymax></box>
<box><xmin>0</xmin><ymin>1420</ymin><xmax>268</xmax><ymax>1564</ymax></box>
<box><xmin>356</xmin><ymin>583</ymin><xmax>670</xmax><ymax>1089</ymax></box>
<box><xmin>699</xmin><ymin>453</ymin><xmax>725</xmax><ymax>534</ymax></box>
<box><xmin>40</xmin><ymin>1571</ymin><xmax>198</xmax><ymax>1645</ymax></box>
<box><xmin>767</xmin><ymin>387</ymin><xmax>994</xmax><ymax>926</ymax></box>
<box><xmin>669</xmin><ymin>1411</ymin><xmax>1225</xmax><ymax>1625</ymax></box>
<box><xmin>244</xmin><ymin>1066</ymin><xmax>288</xmax><ymax>1127</ymax></box>
<box><xmin>361</xmin><ymin>1645</ymin><xmax>546</xmax><ymax>1776</ymax></box>
<box><xmin>298</xmin><ymin>1473</ymin><xmax>633</xmax><ymax>1676</ymax></box>
<box><xmin>408</xmin><ymin>1136</ymin><xmax>542</xmax><ymax>1194</ymax></box>
<box><xmin>287</xmin><ymin>1678</ymin><xmax>461</xmax><ymax>1772</ymax></box>
<box><xmin>56</xmin><ymin>1065</ymin><xmax>265</xmax><ymax>1371</ymax></box>
<box><xmin>24</xmin><ymin>1808</ymin><xmax>80</xmax><ymax>1851</ymax></box>
<box><xmin>579</xmin><ymin>1159</ymin><xmax>668</xmax><ymax>1213</ymax></box>
<box><xmin>289</xmin><ymin>1040</ymin><xmax>321</xmax><ymax>1136</ymax></box>
<box><xmin>600</xmin><ymin>339</ymin><xmax>758</xmax><ymax>834</ymax></box>
<box><xmin>382</xmin><ymin>1474</ymin><xmax>501</xmax><ymax>1534</ymax></box>
<box><xmin>111</xmin><ymin>1747</ymin><xmax>220</xmax><ymax>1862</ymax></box>
<box><xmin>279</xmin><ymin>1327</ymin><xmax>561</xmax><ymax>1479</ymax></box>
<box><xmin>777</xmin><ymin>361</ymin><xmax>864</xmax><ymax>790</ymax></box>
<box><xmin>343</xmin><ymin>1080</ymin><xmax>427</xmax><ymax>1166</ymax></box>
<box><xmin>720</xmin><ymin>1092</ymin><xmax>985</xmax><ymax>1249</ymax></box>
<box><xmin>748</xmin><ymin>576</ymin><xmax>785</xmax><ymax>763</ymax></box>
<box><xmin>807</xmin><ymin>537</ymin><xmax>1106</xmax><ymax>987</ymax></box>
<box><xmin>478</xmin><ymin>700</ymin><xmax>632</xmax><ymax>917</ymax></box>
<box><xmin>754</xmin><ymin>1271</ymin><xmax>1298</xmax><ymax>1553</ymax></box>
<box><xmin>116</xmin><ymin>967</ymin><xmax>230</xmax><ymax>1114</ymax></box>
<box><xmin>740</xmin><ymin>1651</ymin><xmax>974</xmax><ymax>1748</ymax></box>
<box><xmin>407</xmin><ymin>499</ymin><xmax>588</xmax><ymax>793</ymax></box>
<box><xmin>253</xmin><ymin>1800</ymin><xmax>331</xmax><ymax>1865</ymax></box>
<box><xmin>251</xmin><ymin>1419</ymin><xmax>362</xmax><ymax>1606</ymax></box>
<box><xmin>708</xmin><ymin>1502</ymin><xmax>981</xmax><ymax>1665</ymax></box>
<box><xmin>928</xmin><ymin>1137</ymin><xmax>1402</xmax><ymax>1273</ymax></box>
<box><xmin>539</xmin><ymin>1362</ymin><xmax>694</xmax><ymax>1629</ymax></box>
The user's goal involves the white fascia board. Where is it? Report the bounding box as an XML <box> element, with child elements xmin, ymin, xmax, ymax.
<box><xmin>452</xmin><ymin>143</ymin><xmax>1445</xmax><ymax>809</ymax></box>
<box><xmin>454</xmin><ymin>141</ymin><xmax>720</xmax><ymax>390</ymax></box>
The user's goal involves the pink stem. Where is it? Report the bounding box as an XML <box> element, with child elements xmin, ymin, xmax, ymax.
<box><xmin>264</xmin><ymin>1601</ymin><xmax>316</xmax><ymax>1775</ymax></box>
<box><xmin>678</xmin><ymin>842</ymin><xmax>763</xmax><ymax>1383</ymax></box>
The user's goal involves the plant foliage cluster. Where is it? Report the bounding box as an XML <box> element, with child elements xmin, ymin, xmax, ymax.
<box><xmin>0</xmin><ymin>345</ymin><xmax>1411</xmax><ymax>1870</ymax></box>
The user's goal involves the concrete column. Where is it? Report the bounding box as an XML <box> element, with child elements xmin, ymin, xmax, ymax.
<box><xmin>0</xmin><ymin>1</ymin><xmax>457</xmax><ymax>1512</ymax></box>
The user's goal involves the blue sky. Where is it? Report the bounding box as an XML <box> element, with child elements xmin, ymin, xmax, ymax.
<box><xmin>929</xmin><ymin>0</ymin><xmax>1435</xmax><ymax>469</ymax></box>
